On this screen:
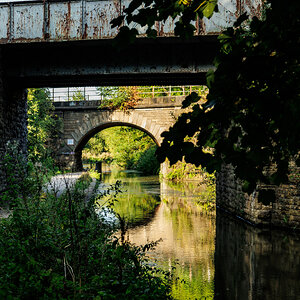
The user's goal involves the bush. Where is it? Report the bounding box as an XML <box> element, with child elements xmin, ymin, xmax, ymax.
<box><xmin>0</xmin><ymin>146</ymin><xmax>172</xmax><ymax>299</ymax></box>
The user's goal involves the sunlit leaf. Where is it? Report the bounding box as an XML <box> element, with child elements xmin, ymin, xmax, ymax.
<box><xmin>201</xmin><ymin>0</ymin><xmax>217</xmax><ymax>18</ymax></box>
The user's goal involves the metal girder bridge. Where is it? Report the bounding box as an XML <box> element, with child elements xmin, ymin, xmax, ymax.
<box><xmin>0</xmin><ymin>0</ymin><xmax>262</xmax><ymax>87</ymax></box>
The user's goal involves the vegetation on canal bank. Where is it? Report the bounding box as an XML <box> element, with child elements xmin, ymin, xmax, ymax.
<box><xmin>162</xmin><ymin>179</ymin><xmax>216</xmax><ymax>213</ymax></box>
<box><xmin>0</xmin><ymin>144</ymin><xmax>173</xmax><ymax>299</ymax></box>
<box><xmin>27</xmin><ymin>88</ymin><xmax>62</xmax><ymax>167</ymax></box>
<box><xmin>161</xmin><ymin>159</ymin><xmax>216</xmax><ymax>211</ymax></box>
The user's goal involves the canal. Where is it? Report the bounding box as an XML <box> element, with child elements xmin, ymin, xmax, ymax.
<box><xmin>97</xmin><ymin>170</ymin><xmax>300</xmax><ymax>300</ymax></box>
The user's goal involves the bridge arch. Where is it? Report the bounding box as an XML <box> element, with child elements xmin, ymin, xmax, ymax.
<box><xmin>74</xmin><ymin>121</ymin><xmax>160</xmax><ymax>170</ymax></box>
<box><xmin>59</xmin><ymin>108</ymin><xmax>177</xmax><ymax>170</ymax></box>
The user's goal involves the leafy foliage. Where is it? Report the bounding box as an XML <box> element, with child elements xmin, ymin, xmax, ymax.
<box><xmin>136</xmin><ymin>145</ymin><xmax>160</xmax><ymax>175</ymax></box>
<box><xmin>111</xmin><ymin>0</ymin><xmax>218</xmax><ymax>44</ymax></box>
<box><xmin>0</xmin><ymin>146</ymin><xmax>172</xmax><ymax>299</ymax></box>
<box><xmin>97</xmin><ymin>86</ymin><xmax>206</xmax><ymax>110</ymax></box>
<box><xmin>82</xmin><ymin>132</ymin><xmax>111</xmax><ymax>164</ymax></box>
<box><xmin>70</xmin><ymin>89</ymin><xmax>85</xmax><ymax>101</ymax></box>
<box><xmin>97</xmin><ymin>86</ymin><xmax>140</xmax><ymax>110</ymax></box>
<box><xmin>83</xmin><ymin>126</ymin><xmax>159</xmax><ymax>174</ymax></box>
<box><xmin>27</xmin><ymin>88</ymin><xmax>62</xmax><ymax>163</ymax></box>
<box><xmin>157</xmin><ymin>1</ymin><xmax>300</xmax><ymax>193</ymax></box>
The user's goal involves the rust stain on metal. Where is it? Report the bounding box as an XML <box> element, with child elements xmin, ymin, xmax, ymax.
<box><xmin>6</xmin><ymin>17</ymin><xmax>10</xmax><ymax>40</ymax></box>
<box><xmin>199</xmin><ymin>18</ymin><xmax>206</xmax><ymax>35</ymax></box>
<box><xmin>0</xmin><ymin>38</ymin><xmax>9</xmax><ymax>44</ymax></box>
<box><xmin>155</xmin><ymin>21</ymin><xmax>160</xmax><ymax>37</ymax></box>
<box><xmin>7</xmin><ymin>3</ymin><xmax>13</xmax><ymax>41</ymax></box>
<box><xmin>195</xmin><ymin>15</ymin><xmax>199</xmax><ymax>35</ymax></box>
<box><xmin>236</xmin><ymin>0</ymin><xmax>241</xmax><ymax>18</ymax></box>
<box><xmin>0</xmin><ymin>0</ymin><xmax>263</xmax><ymax>43</ymax></box>
<box><xmin>113</xmin><ymin>0</ymin><xmax>121</xmax><ymax>15</ymax></box>
<box><xmin>66</xmin><ymin>1</ymin><xmax>71</xmax><ymax>38</ymax></box>
<box><xmin>93</xmin><ymin>26</ymin><xmax>99</xmax><ymax>39</ymax></box>
<box><xmin>245</xmin><ymin>0</ymin><xmax>262</xmax><ymax>18</ymax></box>
<box><xmin>82</xmin><ymin>23</ymin><xmax>88</xmax><ymax>39</ymax></box>
<box><xmin>12</xmin><ymin>37</ymin><xmax>44</xmax><ymax>43</ymax></box>
<box><xmin>43</xmin><ymin>0</ymin><xmax>50</xmax><ymax>40</ymax></box>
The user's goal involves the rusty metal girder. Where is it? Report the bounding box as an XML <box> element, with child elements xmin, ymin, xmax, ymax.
<box><xmin>0</xmin><ymin>0</ymin><xmax>263</xmax><ymax>44</ymax></box>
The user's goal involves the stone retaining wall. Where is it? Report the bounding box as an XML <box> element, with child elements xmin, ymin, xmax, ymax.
<box><xmin>0</xmin><ymin>47</ymin><xmax>28</xmax><ymax>194</ymax></box>
<box><xmin>216</xmin><ymin>164</ymin><xmax>300</xmax><ymax>229</ymax></box>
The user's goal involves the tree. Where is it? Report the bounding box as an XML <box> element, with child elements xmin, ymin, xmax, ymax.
<box><xmin>113</xmin><ymin>0</ymin><xmax>300</xmax><ymax>194</ymax></box>
<box><xmin>97</xmin><ymin>86</ymin><xmax>140</xmax><ymax>110</ymax></box>
<box><xmin>111</xmin><ymin>0</ymin><xmax>217</xmax><ymax>43</ymax></box>
<box><xmin>70</xmin><ymin>89</ymin><xmax>85</xmax><ymax>101</ymax></box>
<box><xmin>156</xmin><ymin>0</ymin><xmax>300</xmax><ymax>194</ymax></box>
<box><xmin>83</xmin><ymin>126</ymin><xmax>159</xmax><ymax>174</ymax></box>
<box><xmin>97</xmin><ymin>126</ymin><xmax>157</xmax><ymax>170</ymax></box>
<box><xmin>27</xmin><ymin>88</ymin><xmax>62</xmax><ymax>162</ymax></box>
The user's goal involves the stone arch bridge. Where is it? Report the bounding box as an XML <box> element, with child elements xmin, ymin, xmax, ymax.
<box><xmin>1</xmin><ymin>0</ymin><xmax>297</xmax><ymax>230</ymax></box>
<box><xmin>54</xmin><ymin>96</ymin><xmax>185</xmax><ymax>170</ymax></box>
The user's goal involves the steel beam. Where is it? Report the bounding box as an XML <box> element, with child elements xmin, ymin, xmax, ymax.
<box><xmin>2</xmin><ymin>36</ymin><xmax>218</xmax><ymax>87</ymax></box>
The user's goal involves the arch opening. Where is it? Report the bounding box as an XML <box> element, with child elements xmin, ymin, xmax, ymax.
<box><xmin>75</xmin><ymin>122</ymin><xmax>160</xmax><ymax>174</ymax></box>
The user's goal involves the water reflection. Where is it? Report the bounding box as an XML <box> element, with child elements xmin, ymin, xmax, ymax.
<box><xmin>100</xmin><ymin>171</ymin><xmax>161</xmax><ymax>226</ymax></box>
<box><xmin>100</xmin><ymin>170</ymin><xmax>216</xmax><ymax>299</ymax></box>
<box><xmin>215</xmin><ymin>212</ymin><xmax>300</xmax><ymax>300</ymax></box>
<box><xmin>99</xmin><ymin>170</ymin><xmax>300</xmax><ymax>300</ymax></box>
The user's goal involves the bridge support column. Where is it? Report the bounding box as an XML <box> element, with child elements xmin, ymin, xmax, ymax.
<box><xmin>159</xmin><ymin>161</ymin><xmax>169</xmax><ymax>179</ymax></box>
<box><xmin>0</xmin><ymin>48</ymin><xmax>28</xmax><ymax>194</ymax></box>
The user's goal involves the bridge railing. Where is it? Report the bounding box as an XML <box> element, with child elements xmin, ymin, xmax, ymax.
<box><xmin>50</xmin><ymin>86</ymin><xmax>208</xmax><ymax>102</ymax></box>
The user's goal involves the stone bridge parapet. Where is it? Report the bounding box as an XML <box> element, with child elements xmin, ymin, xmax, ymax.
<box><xmin>54</xmin><ymin>96</ymin><xmax>185</xmax><ymax>170</ymax></box>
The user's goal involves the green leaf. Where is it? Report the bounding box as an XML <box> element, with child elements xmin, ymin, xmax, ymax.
<box><xmin>206</xmin><ymin>69</ymin><xmax>215</xmax><ymax>89</ymax></box>
<box><xmin>242</xmin><ymin>180</ymin><xmax>256</xmax><ymax>193</ymax></box>
<box><xmin>202</xmin><ymin>0</ymin><xmax>217</xmax><ymax>19</ymax></box>
<box><xmin>113</xmin><ymin>27</ymin><xmax>138</xmax><ymax>48</ymax></box>
<box><xmin>146</xmin><ymin>28</ymin><xmax>157</xmax><ymax>39</ymax></box>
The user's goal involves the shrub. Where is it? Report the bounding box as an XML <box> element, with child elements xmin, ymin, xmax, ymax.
<box><xmin>0</xmin><ymin>145</ymin><xmax>172</xmax><ymax>299</ymax></box>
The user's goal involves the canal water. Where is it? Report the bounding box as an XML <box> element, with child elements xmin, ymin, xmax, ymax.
<box><xmin>98</xmin><ymin>170</ymin><xmax>300</xmax><ymax>300</ymax></box>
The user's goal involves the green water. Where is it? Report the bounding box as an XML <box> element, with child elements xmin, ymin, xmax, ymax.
<box><xmin>97</xmin><ymin>170</ymin><xmax>300</xmax><ymax>300</ymax></box>
<box><xmin>99</xmin><ymin>170</ymin><xmax>215</xmax><ymax>300</ymax></box>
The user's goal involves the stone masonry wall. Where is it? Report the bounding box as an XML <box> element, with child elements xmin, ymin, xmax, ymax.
<box><xmin>0</xmin><ymin>48</ymin><xmax>5</xmax><ymax>193</ymax></box>
<box><xmin>54</xmin><ymin>106</ymin><xmax>181</xmax><ymax>170</ymax></box>
<box><xmin>216</xmin><ymin>164</ymin><xmax>300</xmax><ymax>229</ymax></box>
<box><xmin>0</xmin><ymin>47</ymin><xmax>28</xmax><ymax>195</ymax></box>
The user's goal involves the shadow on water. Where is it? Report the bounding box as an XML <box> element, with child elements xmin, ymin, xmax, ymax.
<box><xmin>215</xmin><ymin>211</ymin><xmax>300</xmax><ymax>300</ymax></box>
